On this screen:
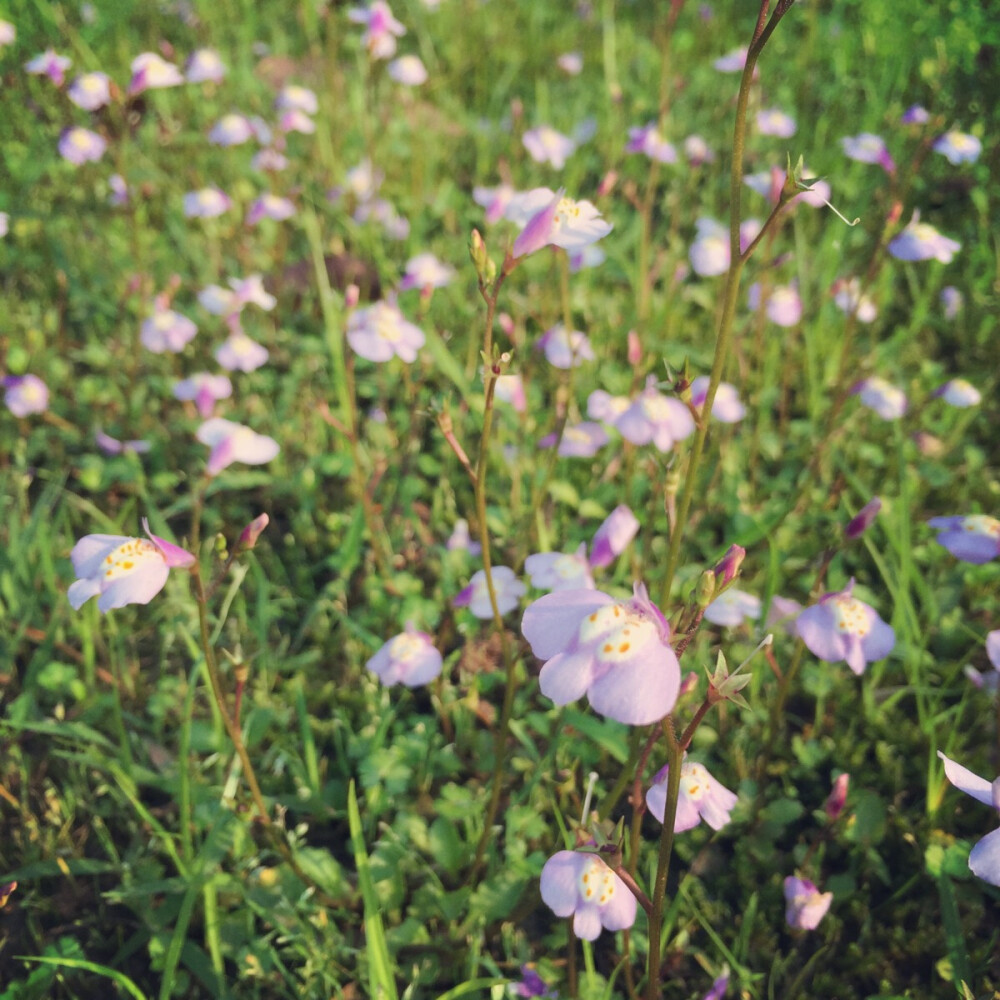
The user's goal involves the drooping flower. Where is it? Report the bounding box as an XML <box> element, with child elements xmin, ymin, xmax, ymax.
<box><xmin>512</xmin><ymin>191</ymin><xmax>612</xmax><ymax>259</ymax></box>
<box><xmin>522</xmin><ymin>583</ymin><xmax>680</xmax><ymax>725</ymax></box>
<box><xmin>539</xmin><ymin>851</ymin><xmax>636</xmax><ymax>941</ymax></box>
<box><xmin>525</xmin><ymin>544</ymin><xmax>595</xmax><ymax>592</ymax></box>
<box><xmin>646</xmin><ymin>759</ymin><xmax>739</xmax><ymax>832</ymax></box>
<box><xmin>537</xmin><ymin>324</ymin><xmax>594</xmax><ymax>369</ymax></box>
<box><xmin>453</xmin><ymin>567</ymin><xmax>525</xmax><ymax>618</ymax></box>
<box><xmin>796</xmin><ymin>580</ymin><xmax>895</xmax><ymax>675</ymax></box>
<box><xmin>366</xmin><ymin>624</ymin><xmax>443</xmax><ymax>687</ymax></box>
<box><xmin>825</xmin><ymin>773</ymin><xmax>850</xmax><ymax>821</ymax></box>
<box><xmin>927</xmin><ymin>515</ymin><xmax>1000</xmax><ymax>564</ymax></box>
<box><xmin>625</xmin><ymin>123</ymin><xmax>677</xmax><ymax>163</ymax></box>
<box><xmin>614</xmin><ymin>379</ymin><xmax>695</xmax><ymax>453</ymax></box>
<box><xmin>756</xmin><ymin>108</ymin><xmax>796</xmax><ymax>137</ymax></box>
<box><xmin>246</xmin><ymin>193</ymin><xmax>296</xmax><ymax>225</ymax></box>
<box><xmin>936</xmin><ymin>752</ymin><xmax>1000</xmax><ymax>886</ymax></box>
<box><xmin>185</xmin><ymin>48</ymin><xmax>227</xmax><ymax>83</ymax></box>
<box><xmin>933</xmin><ymin>130</ymin><xmax>982</xmax><ymax>165</ymax></box>
<box><xmin>399</xmin><ymin>252</ymin><xmax>455</xmax><ymax>292</ymax></box>
<box><xmin>831</xmin><ymin>277</ymin><xmax>877</xmax><ymax>322</ymax></box>
<box><xmin>388</xmin><ymin>54</ymin><xmax>427</xmax><ymax>85</ymax></box>
<box><xmin>25</xmin><ymin>49</ymin><xmax>72</xmax><ymax>85</ymax></box>
<box><xmin>196</xmin><ymin>418</ymin><xmax>280</xmax><ymax>475</ymax></box>
<box><xmin>888</xmin><ymin>214</ymin><xmax>960</xmax><ymax>263</ymax></box>
<box><xmin>590</xmin><ymin>505</ymin><xmax>639</xmax><ymax>569</ymax></box>
<box><xmin>841</xmin><ymin>132</ymin><xmax>895</xmax><ymax>172</ymax></box>
<box><xmin>128</xmin><ymin>52</ymin><xmax>184</xmax><ymax>94</ymax></box>
<box><xmin>140</xmin><ymin>308</ymin><xmax>197</xmax><ymax>353</ymax></box>
<box><xmin>67</xmin><ymin>72</ymin><xmax>111</xmax><ymax>110</ymax></box>
<box><xmin>347</xmin><ymin>301</ymin><xmax>425</xmax><ymax>363</ymax></box>
<box><xmin>784</xmin><ymin>876</ymin><xmax>833</xmax><ymax>930</ymax></box>
<box><xmin>851</xmin><ymin>377</ymin><xmax>907</xmax><ymax>420</ymax></box>
<box><xmin>523</xmin><ymin>126</ymin><xmax>576</xmax><ymax>169</ymax></box>
<box><xmin>2</xmin><ymin>374</ymin><xmax>49</xmax><ymax>416</ymax></box>
<box><xmin>209</xmin><ymin>114</ymin><xmax>254</xmax><ymax>146</ymax></box>
<box><xmin>845</xmin><ymin>497</ymin><xmax>881</xmax><ymax>539</ymax></box>
<box><xmin>935</xmin><ymin>379</ymin><xmax>981</xmax><ymax>408</ymax></box>
<box><xmin>68</xmin><ymin>519</ymin><xmax>195</xmax><ymax>613</ymax></box>
<box><xmin>58</xmin><ymin>127</ymin><xmax>107</xmax><ymax>165</ymax></box>
<box><xmin>348</xmin><ymin>1</ymin><xmax>406</xmax><ymax>60</ymax></box>
<box><xmin>183</xmin><ymin>188</ymin><xmax>232</xmax><ymax>219</ymax></box>
<box><xmin>703</xmin><ymin>589</ymin><xmax>761</xmax><ymax>627</ymax></box>
<box><xmin>689</xmin><ymin>377</ymin><xmax>745</xmax><ymax>423</ymax></box>
<box><xmin>173</xmin><ymin>372</ymin><xmax>233</xmax><ymax>417</ymax></box>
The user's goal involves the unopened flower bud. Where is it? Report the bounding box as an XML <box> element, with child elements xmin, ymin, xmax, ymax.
<box><xmin>712</xmin><ymin>544</ymin><xmax>746</xmax><ymax>587</ymax></box>
<box><xmin>469</xmin><ymin>228</ymin><xmax>494</xmax><ymax>281</ymax></box>
<box><xmin>845</xmin><ymin>497</ymin><xmax>881</xmax><ymax>539</ymax></box>
<box><xmin>239</xmin><ymin>513</ymin><xmax>269</xmax><ymax>550</ymax></box>
<box><xmin>825</xmin><ymin>773</ymin><xmax>849</xmax><ymax>821</ymax></box>
<box><xmin>678</xmin><ymin>670</ymin><xmax>699</xmax><ymax>698</ymax></box>
<box><xmin>664</xmin><ymin>466</ymin><xmax>681</xmax><ymax>499</ymax></box>
<box><xmin>886</xmin><ymin>200</ymin><xmax>903</xmax><ymax>227</ymax></box>
<box><xmin>498</xmin><ymin>312</ymin><xmax>515</xmax><ymax>337</ymax></box>
<box><xmin>696</xmin><ymin>569</ymin><xmax>716</xmax><ymax>608</ymax></box>
<box><xmin>627</xmin><ymin>329</ymin><xmax>641</xmax><ymax>366</ymax></box>
<box><xmin>344</xmin><ymin>283</ymin><xmax>360</xmax><ymax>309</ymax></box>
<box><xmin>597</xmin><ymin>170</ymin><xmax>618</xmax><ymax>197</ymax></box>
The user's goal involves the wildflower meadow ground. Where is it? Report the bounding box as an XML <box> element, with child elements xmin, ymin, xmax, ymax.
<box><xmin>1</xmin><ymin>1</ymin><xmax>998</xmax><ymax>998</ymax></box>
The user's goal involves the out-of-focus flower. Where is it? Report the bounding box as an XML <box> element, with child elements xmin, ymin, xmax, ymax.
<box><xmin>541</xmin><ymin>421</ymin><xmax>609</xmax><ymax>458</ymax></box>
<box><xmin>690</xmin><ymin>376</ymin><xmax>745</xmax><ymax>423</ymax></box>
<box><xmin>183</xmin><ymin>188</ymin><xmax>232</xmax><ymax>219</ymax></box>
<box><xmin>494</xmin><ymin>374</ymin><xmax>526</xmax><ymax>412</ymax></box>
<box><xmin>569</xmin><ymin>245</ymin><xmax>606</xmax><ymax>272</ymax></box>
<box><xmin>523</xmin><ymin>125</ymin><xmax>576</xmax><ymax>168</ymax></box>
<box><xmin>446</xmin><ymin>518</ymin><xmax>481</xmax><ymax>556</ymax></box>
<box><xmin>173</xmin><ymin>372</ymin><xmax>233</xmax><ymax>417</ymax></box>
<box><xmin>851</xmin><ymin>377</ymin><xmax>907</xmax><ymax>420</ymax></box>
<box><xmin>196</xmin><ymin>417</ymin><xmax>280</xmax><ymax>475</ymax></box>
<box><xmin>756</xmin><ymin>108</ymin><xmax>796</xmax><ymax>137</ymax></box>
<box><xmin>936</xmin><ymin>378</ymin><xmax>981</xmax><ymax>408</ymax></box>
<box><xmin>928</xmin><ymin>515</ymin><xmax>1000</xmax><ymax>564</ymax></box>
<box><xmin>25</xmin><ymin>49</ymin><xmax>72</xmax><ymax>85</ymax></box>
<box><xmin>0</xmin><ymin>212</ymin><xmax>8</xmax><ymax>237</ymax></box>
<box><xmin>215</xmin><ymin>331</ymin><xmax>269</xmax><ymax>372</ymax></box>
<box><xmin>557</xmin><ymin>51</ymin><xmax>583</xmax><ymax>75</ymax></box>
<box><xmin>937</xmin><ymin>752</ymin><xmax>1000</xmax><ymax>887</ymax></box>
<box><xmin>347</xmin><ymin>301</ymin><xmax>424</xmax><ymax>362</ymax></box>
<box><xmin>252</xmin><ymin>148</ymin><xmax>289</xmax><ymax>172</ymax></box>
<box><xmin>399</xmin><ymin>252</ymin><xmax>455</xmax><ymax>292</ymax></box>
<box><xmin>702</xmin><ymin>972</ymin><xmax>729</xmax><ymax>1000</ymax></box>
<box><xmin>647</xmin><ymin>759</ymin><xmax>739</xmax><ymax>832</ymax></box>
<box><xmin>689</xmin><ymin>218</ymin><xmax>729</xmax><ymax>277</ymax></box>
<box><xmin>525</xmin><ymin>544</ymin><xmax>595</xmax><ymax>592</ymax></box>
<box><xmin>279</xmin><ymin>109</ymin><xmax>317</xmax><ymax>134</ymax></box>
<box><xmin>901</xmin><ymin>104</ymin><xmax>929</xmax><ymax>125</ymax></box>
<box><xmin>625</xmin><ymin>123</ymin><xmax>677</xmax><ymax>163</ymax></box>
<box><xmin>841</xmin><ymin>132</ymin><xmax>895</xmax><ymax>172</ymax></box>
<box><xmin>713</xmin><ymin>46</ymin><xmax>747</xmax><ymax>72</ymax></box>
<box><xmin>540</xmin><ymin>851</ymin><xmax>636</xmax><ymax>941</ymax></box>
<box><xmin>537</xmin><ymin>324</ymin><xmax>594</xmax><ymax>369</ymax></box>
<box><xmin>796</xmin><ymin>580</ymin><xmax>895</xmax><ymax>675</ymax></box>
<box><xmin>512</xmin><ymin>191</ymin><xmax>612</xmax><ymax>258</ymax></box>
<box><xmin>712</xmin><ymin>545</ymin><xmax>746</xmax><ymax>588</ymax></box>
<box><xmin>888</xmin><ymin>213</ymin><xmax>960</xmax><ymax>263</ymax></box>
<box><xmin>590</xmin><ymin>505</ymin><xmax>639</xmax><ymax>569</ymax></box>
<box><xmin>238</xmin><ymin>513</ymin><xmax>269</xmax><ymax>550</ymax></box>
<box><xmin>767</xmin><ymin>595</ymin><xmax>802</xmax><ymax>634</ymax></box>
<box><xmin>367</xmin><ymin>624</ymin><xmax>443</xmax><ymax>687</ymax></box>
<box><xmin>587</xmin><ymin>389</ymin><xmax>631</xmax><ymax>425</ymax></box>
<box><xmin>514</xmin><ymin>966</ymin><xmax>557</xmax><ymax>999</ymax></box>
<box><xmin>209</xmin><ymin>114</ymin><xmax>254</xmax><ymax>146</ymax></box>
<box><xmin>246</xmin><ymin>193</ymin><xmax>295</xmax><ymax>225</ymax></box>
<box><xmin>348</xmin><ymin>1</ymin><xmax>406</xmax><ymax>59</ymax></box>
<box><xmin>58</xmin><ymin>127</ymin><xmax>107</xmax><ymax>165</ymax></box>
<box><xmin>141</xmin><ymin>308</ymin><xmax>197</xmax><ymax>353</ymax></box>
<box><xmin>95</xmin><ymin>430</ymin><xmax>151</xmax><ymax>455</ymax></box>
<box><xmin>825</xmin><ymin>773</ymin><xmax>850</xmax><ymax>821</ymax></box>
<box><xmin>784</xmin><ymin>877</ymin><xmax>832</xmax><ymax>930</ymax></box>
<box><xmin>522</xmin><ymin>583</ymin><xmax>680</xmax><ymax>725</ymax></box>
<box><xmin>831</xmin><ymin>277</ymin><xmax>877</xmax><ymax>323</ymax></box>
<box><xmin>473</xmin><ymin>183</ymin><xmax>514</xmax><ymax>225</ymax></box>
<box><xmin>940</xmin><ymin>285</ymin><xmax>963</xmax><ymax>319</ymax></box>
<box><xmin>0</xmin><ymin>20</ymin><xmax>15</xmax><ymax>48</ymax></box>
<box><xmin>129</xmin><ymin>52</ymin><xmax>184</xmax><ymax>94</ymax></box>
<box><xmin>388</xmin><ymin>54</ymin><xmax>427</xmax><ymax>85</ymax></box>
<box><xmin>845</xmin><ymin>497</ymin><xmax>881</xmax><ymax>539</ymax></box>
<box><xmin>615</xmin><ymin>379</ymin><xmax>695</xmax><ymax>452</ymax></box>
<box><xmin>704</xmin><ymin>589</ymin><xmax>761</xmax><ymax>627</ymax></box>
<box><xmin>684</xmin><ymin>134</ymin><xmax>714</xmax><ymax>165</ymax></box>
<box><xmin>67</xmin><ymin>72</ymin><xmax>111</xmax><ymax>110</ymax></box>
<box><xmin>2</xmin><ymin>375</ymin><xmax>49</xmax><ymax>416</ymax></box>
<box><xmin>453</xmin><ymin>566</ymin><xmax>525</xmax><ymax>618</ymax></box>
<box><xmin>275</xmin><ymin>84</ymin><xmax>318</xmax><ymax>114</ymax></box>
<box><xmin>988</xmin><ymin>631</ymin><xmax>1000</xmax><ymax>670</ymax></box>
<box><xmin>933</xmin><ymin>130</ymin><xmax>981</xmax><ymax>165</ymax></box>
<box><xmin>109</xmin><ymin>174</ymin><xmax>128</xmax><ymax>206</ymax></box>
<box><xmin>68</xmin><ymin>518</ymin><xmax>195</xmax><ymax>613</ymax></box>
<box><xmin>748</xmin><ymin>282</ymin><xmax>802</xmax><ymax>327</ymax></box>
<box><xmin>186</xmin><ymin>48</ymin><xmax>227</xmax><ymax>83</ymax></box>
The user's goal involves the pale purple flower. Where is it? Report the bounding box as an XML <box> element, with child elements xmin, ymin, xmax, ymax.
<box><xmin>347</xmin><ymin>301</ymin><xmax>425</xmax><ymax>363</ymax></box>
<box><xmin>525</xmin><ymin>544</ymin><xmax>595</xmax><ymax>592</ymax></box>
<box><xmin>279</xmin><ymin>109</ymin><xmax>317</xmax><ymax>135</ymax></box>
<box><xmin>756</xmin><ymin>108</ymin><xmax>796</xmax><ymax>137</ymax></box>
<box><xmin>523</xmin><ymin>126</ymin><xmax>576</xmax><ymax>169</ymax></box>
<box><xmin>888</xmin><ymin>214</ymin><xmax>960</xmax><ymax>263</ymax></box>
<box><xmin>129</xmin><ymin>52</ymin><xmax>184</xmax><ymax>95</ymax></box>
<box><xmin>748</xmin><ymin>282</ymin><xmax>802</xmax><ymax>327</ymax></box>
<box><xmin>689</xmin><ymin>218</ymin><xmax>729</xmax><ymax>277</ymax></box>
<box><xmin>784</xmin><ymin>877</ymin><xmax>832</xmax><ymax>930</ymax></box>
<box><xmin>215</xmin><ymin>332</ymin><xmax>269</xmax><ymax>372</ymax></box>
<box><xmin>229</xmin><ymin>274</ymin><xmax>276</xmax><ymax>312</ymax></box>
<box><xmin>141</xmin><ymin>308</ymin><xmax>197</xmax><ymax>353</ymax></box>
<box><xmin>494</xmin><ymin>374</ymin><xmax>527</xmax><ymax>412</ymax></box>
<box><xmin>537</xmin><ymin>324</ymin><xmax>594</xmax><ymax>369</ymax></box>
<box><xmin>832</xmin><ymin>278</ymin><xmax>877</xmax><ymax>323</ymax></box>
<box><xmin>388</xmin><ymin>54</ymin><xmax>427</xmax><ymax>85</ymax></box>
<box><xmin>515</xmin><ymin>966</ymin><xmax>557</xmax><ymax>999</ymax></box>
<box><xmin>625</xmin><ymin>123</ymin><xmax>677</xmax><ymax>163</ymax></box>
<box><xmin>185</xmin><ymin>48</ymin><xmax>227</xmax><ymax>83</ymax></box>
<box><xmin>845</xmin><ymin>497</ymin><xmax>881</xmax><ymax>539</ymax></box>
<box><xmin>902</xmin><ymin>104</ymin><xmax>929</xmax><ymax>125</ymax></box>
<box><xmin>703</xmin><ymin>973</ymin><xmax>729</xmax><ymax>1000</ymax></box>
<box><xmin>95</xmin><ymin>431</ymin><xmax>151</xmax><ymax>455</ymax></box>
<box><xmin>928</xmin><ymin>515</ymin><xmax>1000</xmax><ymax>564</ymax></box>
<box><xmin>3</xmin><ymin>375</ymin><xmax>49</xmax><ymax>416</ymax></box>
<box><xmin>209</xmin><ymin>114</ymin><xmax>254</xmax><ymax>146</ymax></box>
<box><xmin>936</xmin><ymin>752</ymin><xmax>1000</xmax><ymax>887</ymax></box>
<box><xmin>713</xmin><ymin>46</ymin><xmax>747</xmax><ymax>72</ymax></box>
<box><xmin>453</xmin><ymin>567</ymin><xmax>525</xmax><ymax>618</ymax></box>
<box><xmin>246</xmin><ymin>193</ymin><xmax>295</xmax><ymax>225</ymax></box>
<box><xmin>521</xmin><ymin>582</ymin><xmax>680</xmax><ymax>725</ymax></box>
<box><xmin>503</xmin><ymin>187</ymin><xmax>559</xmax><ymax>226</ymax></box>
<box><xmin>542</xmin><ymin>421</ymin><xmax>608</xmax><ymax>458</ymax></box>
<box><xmin>647</xmin><ymin>759</ymin><xmax>738</xmax><ymax>832</ymax></box>
<box><xmin>590</xmin><ymin>505</ymin><xmax>639</xmax><ymax>569</ymax></box>
<box><xmin>0</xmin><ymin>20</ymin><xmax>15</xmax><ymax>48</ymax></box>
<box><xmin>367</xmin><ymin>624</ymin><xmax>442</xmax><ymax>687</ymax></box>
<box><xmin>173</xmin><ymin>372</ymin><xmax>233</xmax><ymax>417</ymax></box>
<box><xmin>587</xmin><ymin>389</ymin><xmax>630</xmax><ymax>425</ymax></box>
<box><xmin>540</xmin><ymin>851</ymin><xmax>636</xmax><ymax>941</ymax></box>
<box><xmin>936</xmin><ymin>378</ymin><xmax>981</xmax><ymax>408</ymax></box>
<box><xmin>740</xmin><ymin>219</ymin><xmax>762</xmax><ymax>252</ymax></box>
<box><xmin>933</xmin><ymin>130</ymin><xmax>981</xmax><ymax>165</ymax></box>
<box><xmin>796</xmin><ymin>580</ymin><xmax>895</xmax><ymax>675</ymax></box>
<box><xmin>473</xmin><ymin>183</ymin><xmax>515</xmax><ymax>225</ymax></box>
<box><xmin>512</xmin><ymin>191</ymin><xmax>612</xmax><ymax>258</ymax></box>
<box><xmin>684</xmin><ymin>134</ymin><xmax>714</xmax><ymax>165</ymax></box>
<box><xmin>58</xmin><ymin>127</ymin><xmax>106</xmax><ymax>165</ymax></box>
<box><xmin>399</xmin><ymin>252</ymin><xmax>455</xmax><ymax>292</ymax></box>
<box><xmin>615</xmin><ymin>379</ymin><xmax>696</xmax><ymax>453</ymax></box>
<box><xmin>183</xmin><ymin>188</ymin><xmax>232</xmax><ymax>219</ymax></box>
<box><xmin>109</xmin><ymin>174</ymin><xmax>128</xmax><ymax>206</ymax></box>
<box><xmin>852</xmin><ymin>377</ymin><xmax>907</xmax><ymax>420</ymax></box>
<box><xmin>67</xmin><ymin>72</ymin><xmax>111</xmax><ymax>110</ymax></box>
<box><xmin>689</xmin><ymin>377</ymin><xmax>745</xmax><ymax>423</ymax></box>
<box><xmin>196</xmin><ymin>417</ymin><xmax>280</xmax><ymax>475</ymax></box>
<box><xmin>68</xmin><ymin>519</ymin><xmax>195</xmax><ymax>613</ymax></box>
<box><xmin>275</xmin><ymin>85</ymin><xmax>318</xmax><ymax>114</ymax></box>
<box><xmin>26</xmin><ymin>49</ymin><xmax>72</xmax><ymax>85</ymax></box>
<box><xmin>569</xmin><ymin>245</ymin><xmax>606</xmax><ymax>272</ymax></box>
<box><xmin>988</xmin><ymin>631</ymin><xmax>1000</xmax><ymax>671</ymax></box>
<box><xmin>704</xmin><ymin>589</ymin><xmax>761</xmax><ymax>627</ymax></box>
<box><xmin>338</xmin><ymin>159</ymin><xmax>383</xmax><ymax>203</ymax></box>
<box><xmin>557</xmin><ymin>52</ymin><xmax>583</xmax><ymax>75</ymax></box>
<box><xmin>940</xmin><ymin>286</ymin><xmax>963</xmax><ymax>319</ymax></box>
<box><xmin>348</xmin><ymin>1</ymin><xmax>406</xmax><ymax>60</ymax></box>
<box><xmin>825</xmin><ymin>773</ymin><xmax>850</xmax><ymax>821</ymax></box>
<box><xmin>252</xmin><ymin>148</ymin><xmax>289</xmax><ymax>172</ymax></box>
<box><xmin>446</xmin><ymin>518</ymin><xmax>481</xmax><ymax>556</ymax></box>
<box><xmin>841</xmin><ymin>132</ymin><xmax>895</xmax><ymax>172</ymax></box>
<box><xmin>766</xmin><ymin>595</ymin><xmax>802</xmax><ymax>634</ymax></box>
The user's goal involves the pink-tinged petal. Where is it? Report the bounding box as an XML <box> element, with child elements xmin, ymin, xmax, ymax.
<box><xmin>938</xmin><ymin>751</ymin><xmax>995</xmax><ymax>807</ymax></box>
<box><xmin>969</xmin><ymin>828</ymin><xmax>1000</xmax><ymax>886</ymax></box>
<box><xmin>68</xmin><ymin>577</ymin><xmax>102</xmax><ymax>609</ymax></box>
<box><xmin>452</xmin><ymin>583</ymin><xmax>474</xmax><ymax>608</ymax></box>
<box><xmin>231</xmin><ymin>431</ymin><xmax>280</xmax><ymax>466</ymax></box>
<box><xmin>572</xmin><ymin>904</ymin><xmax>603</xmax><ymax>941</ymax></box>
<box><xmin>539</xmin><ymin>851</ymin><xmax>581</xmax><ymax>917</ymax></box>
<box><xmin>97</xmin><ymin>560</ymin><xmax>170</xmax><ymax>613</ymax></box>
<box><xmin>587</xmin><ymin>641</ymin><xmax>680</xmax><ymax>725</ymax></box>
<box><xmin>842</xmin><ymin>633</ymin><xmax>867</xmax><ymax>675</ymax></box>
<box><xmin>70</xmin><ymin>534</ymin><xmax>132</xmax><ymax>577</ymax></box>
<box><xmin>207</xmin><ymin>437</ymin><xmax>239</xmax><ymax>475</ymax></box>
<box><xmin>141</xmin><ymin>518</ymin><xmax>195</xmax><ymax>568</ymax></box>
<box><xmin>672</xmin><ymin>794</ymin><xmax>701</xmax><ymax>832</ymax></box>
<box><xmin>699</xmin><ymin>788</ymin><xmax>739</xmax><ymax>830</ymax></box>
<box><xmin>987</xmin><ymin>631</ymin><xmax>1000</xmax><ymax>670</ymax></box>
<box><xmin>196</xmin><ymin>417</ymin><xmax>238</xmax><ymax>447</ymax></box>
<box><xmin>646</xmin><ymin>780</ymin><xmax>667</xmax><ymax>822</ymax></box>
<box><xmin>539</xmin><ymin>648</ymin><xmax>598</xmax><ymax>706</ymax></box>
<box><xmin>796</xmin><ymin>606</ymin><xmax>846</xmax><ymax>662</ymax></box>
<box><xmin>512</xmin><ymin>192</ymin><xmax>560</xmax><ymax>259</ymax></box>
<box><xmin>600</xmin><ymin>877</ymin><xmax>637</xmax><ymax>930</ymax></box>
<box><xmin>521</xmin><ymin>590</ymin><xmax>614</xmax><ymax>659</ymax></box>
